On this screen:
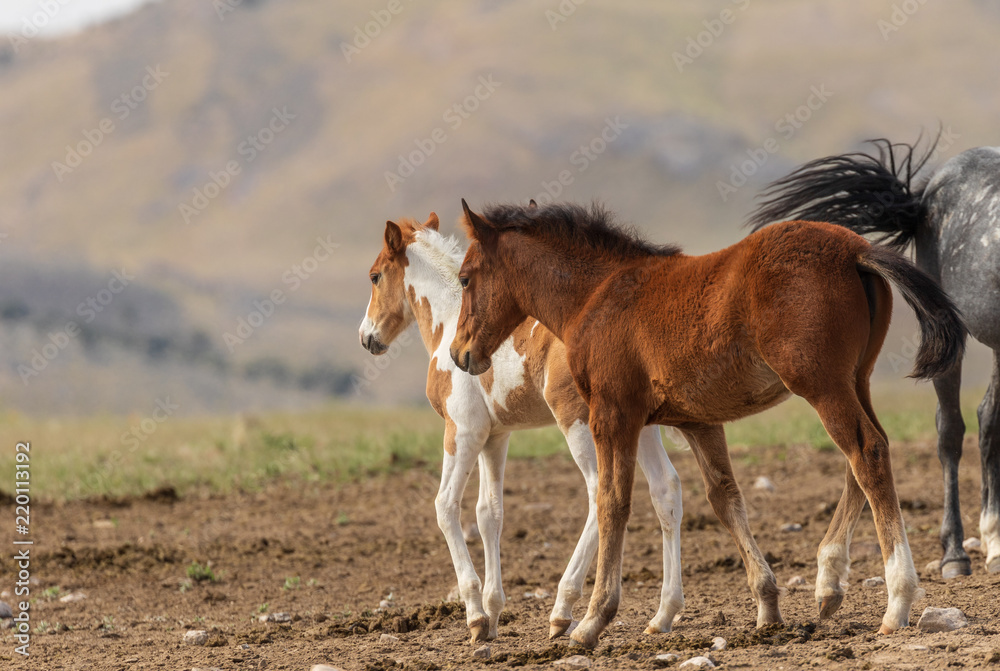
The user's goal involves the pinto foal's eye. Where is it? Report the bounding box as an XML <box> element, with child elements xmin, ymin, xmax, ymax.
<box><xmin>370</xmin><ymin>273</ymin><xmax>380</xmax><ymax>285</ymax></box>
<box><xmin>459</xmin><ymin>276</ymin><xmax>469</xmax><ymax>289</ymax></box>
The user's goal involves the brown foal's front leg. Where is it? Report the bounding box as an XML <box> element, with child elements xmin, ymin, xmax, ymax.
<box><xmin>569</xmin><ymin>403</ymin><xmax>643</xmax><ymax>649</ymax></box>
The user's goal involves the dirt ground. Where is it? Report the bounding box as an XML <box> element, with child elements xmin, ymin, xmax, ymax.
<box><xmin>2</xmin><ymin>438</ymin><xmax>999</xmax><ymax>671</ymax></box>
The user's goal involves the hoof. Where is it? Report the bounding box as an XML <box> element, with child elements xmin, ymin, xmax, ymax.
<box><xmin>878</xmin><ymin>623</ymin><xmax>896</xmax><ymax>635</ymax></box>
<box><xmin>986</xmin><ymin>555</ymin><xmax>1000</xmax><ymax>574</ymax></box>
<box><xmin>469</xmin><ymin>618</ymin><xmax>489</xmax><ymax>644</ymax></box>
<box><xmin>569</xmin><ymin>628</ymin><xmax>599</xmax><ymax>649</ymax></box>
<box><xmin>644</xmin><ymin>623</ymin><xmax>672</xmax><ymax>635</ymax></box>
<box><xmin>818</xmin><ymin>593</ymin><xmax>844</xmax><ymax>620</ymax></box>
<box><xmin>549</xmin><ymin>619</ymin><xmax>572</xmax><ymax>639</ymax></box>
<box><xmin>941</xmin><ymin>558</ymin><xmax>972</xmax><ymax>579</ymax></box>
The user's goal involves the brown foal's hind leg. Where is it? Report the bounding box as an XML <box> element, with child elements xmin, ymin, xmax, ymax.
<box><xmin>683</xmin><ymin>424</ymin><xmax>782</xmax><ymax>627</ymax></box>
<box><xmin>808</xmin><ymin>391</ymin><xmax>919</xmax><ymax>633</ymax></box>
<box><xmin>569</xmin><ymin>405</ymin><xmax>643</xmax><ymax>649</ymax></box>
<box><xmin>815</xmin><ymin>463</ymin><xmax>867</xmax><ymax>619</ymax></box>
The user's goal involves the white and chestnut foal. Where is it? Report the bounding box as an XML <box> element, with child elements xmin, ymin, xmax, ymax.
<box><xmin>359</xmin><ymin>213</ymin><xmax>685</xmax><ymax>643</ymax></box>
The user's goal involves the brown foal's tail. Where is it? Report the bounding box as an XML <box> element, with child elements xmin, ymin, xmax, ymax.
<box><xmin>857</xmin><ymin>246</ymin><xmax>966</xmax><ymax>379</ymax></box>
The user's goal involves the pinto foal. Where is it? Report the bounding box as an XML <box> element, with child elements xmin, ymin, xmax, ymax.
<box><xmin>450</xmin><ymin>201</ymin><xmax>965</xmax><ymax>648</ymax></box>
<box><xmin>359</xmin><ymin>213</ymin><xmax>685</xmax><ymax>642</ymax></box>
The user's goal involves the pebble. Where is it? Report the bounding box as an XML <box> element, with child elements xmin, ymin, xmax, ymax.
<box><xmin>781</xmin><ymin>523</ymin><xmax>803</xmax><ymax>533</ymax></box>
<box><xmin>916</xmin><ymin>607</ymin><xmax>969</xmax><ymax>633</ymax></box>
<box><xmin>710</xmin><ymin>636</ymin><xmax>727</xmax><ymax>651</ymax></box>
<box><xmin>786</xmin><ymin>575</ymin><xmax>806</xmax><ymax>587</ymax></box>
<box><xmin>753</xmin><ymin>476</ymin><xmax>776</xmax><ymax>492</ymax></box>
<box><xmin>463</xmin><ymin>522</ymin><xmax>482</xmax><ymax>543</ymax></box>
<box><xmin>0</xmin><ymin>602</ymin><xmax>12</xmax><ymax>619</ymax></box>
<box><xmin>378</xmin><ymin>600</ymin><xmax>392</xmax><ymax>611</ymax></box>
<box><xmin>679</xmin><ymin>656</ymin><xmax>716</xmax><ymax>669</ymax></box>
<box><xmin>473</xmin><ymin>645</ymin><xmax>491</xmax><ymax>659</ymax></box>
<box><xmin>862</xmin><ymin>576</ymin><xmax>886</xmax><ymax>588</ymax></box>
<box><xmin>259</xmin><ymin>612</ymin><xmax>292</xmax><ymax>623</ymax></box>
<box><xmin>379</xmin><ymin>633</ymin><xmax>400</xmax><ymax>644</ymax></box>
<box><xmin>655</xmin><ymin>653</ymin><xmax>680</xmax><ymax>662</ymax></box>
<box><xmin>183</xmin><ymin>630</ymin><xmax>209</xmax><ymax>645</ymax></box>
<box><xmin>963</xmin><ymin>537</ymin><xmax>982</xmax><ymax>553</ymax></box>
<box><xmin>310</xmin><ymin>667</ymin><xmax>345</xmax><ymax>671</ymax></box>
<box><xmin>554</xmin><ymin>655</ymin><xmax>592</xmax><ymax>669</ymax></box>
<box><xmin>524</xmin><ymin>587</ymin><xmax>551</xmax><ymax>599</ymax></box>
<box><xmin>903</xmin><ymin>644</ymin><xmax>929</xmax><ymax>651</ymax></box>
<box><xmin>59</xmin><ymin>592</ymin><xmax>87</xmax><ymax>603</ymax></box>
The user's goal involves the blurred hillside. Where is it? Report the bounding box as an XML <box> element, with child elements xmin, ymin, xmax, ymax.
<box><xmin>0</xmin><ymin>0</ymin><xmax>996</xmax><ymax>414</ymax></box>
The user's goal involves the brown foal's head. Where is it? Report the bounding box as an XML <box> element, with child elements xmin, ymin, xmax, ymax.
<box><xmin>450</xmin><ymin>200</ymin><xmax>526</xmax><ymax>375</ymax></box>
<box><xmin>359</xmin><ymin>213</ymin><xmax>439</xmax><ymax>354</ymax></box>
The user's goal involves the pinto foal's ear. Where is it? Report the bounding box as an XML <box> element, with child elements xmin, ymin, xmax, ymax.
<box><xmin>423</xmin><ymin>212</ymin><xmax>440</xmax><ymax>231</ymax></box>
<box><xmin>385</xmin><ymin>220</ymin><xmax>404</xmax><ymax>254</ymax></box>
<box><xmin>460</xmin><ymin>198</ymin><xmax>498</xmax><ymax>246</ymax></box>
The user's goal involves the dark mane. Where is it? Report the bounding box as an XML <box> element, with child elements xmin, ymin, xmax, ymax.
<box><xmin>481</xmin><ymin>202</ymin><xmax>681</xmax><ymax>259</ymax></box>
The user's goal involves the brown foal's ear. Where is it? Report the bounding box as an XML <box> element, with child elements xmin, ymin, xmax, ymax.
<box><xmin>385</xmin><ymin>220</ymin><xmax>404</xmax><ymax>254</ymax></box>
<box><xmin>423</xmin><ymin>212</ymin><xmax>440</xmax><ymax>231</ymax></box>
<box><xmin>528</xmin><ymin>199</ymin><xmax>538</xmax><ymax>209</ymax></box>
<box><xmin>460</xmin><ymin>199</ymin><xmax>497</xmax><ymax>246</ymax></box>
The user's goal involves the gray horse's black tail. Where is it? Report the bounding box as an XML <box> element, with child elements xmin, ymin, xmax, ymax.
<box><xmin>857</xmin><ymin>246</ymin><xmax>966</xmax><ymax>379</ymax></box>
<box><xmin>747</xmin><ymin>137</ymin><xmax>937</xmax><ymax>249</ymax></box>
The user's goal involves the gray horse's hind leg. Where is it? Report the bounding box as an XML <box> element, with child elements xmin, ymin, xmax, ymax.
<box><xmin>933</xmin><ymin>366</ymin><xmax>972</xmax><ymax>578</ymax></box>
<box><xmin>978</xmin><ymin>353</ymin><xmax>1000</xmax><ymax>573</ymax></box>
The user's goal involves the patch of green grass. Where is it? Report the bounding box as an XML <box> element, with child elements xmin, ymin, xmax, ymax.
<box><xmin>283</xmin><ymin>576</ymin><xmax>301</xmax><ymax>591</ymax></box>
<box><xmin>257</xmin><ymin>602</ymin><xmax>269</xmax><ymax>613</ymax></box>
<box><xmin>0</xmin><ymin>386</ymin><xmax>983</xmax><ymax>503</ymax></box>
<box><xmin>42</xmin><ymin>586</ymin><xmax>62</xmax><ymax>601</ymax></box>
<box><xmin>186</xmin><ymin>562</ymin><xmax>217</xmax><ymax>583</ymax></box>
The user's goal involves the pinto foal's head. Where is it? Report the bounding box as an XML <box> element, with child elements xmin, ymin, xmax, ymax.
<box><xmin>450</xmin><ymin>200</ymin><xmax>527</xmax><ymax>375</ymax></box>
<box><xmin>359</xmin><ymin>213</ymin><xmax>439</xmax><ymax>354</ymax></box>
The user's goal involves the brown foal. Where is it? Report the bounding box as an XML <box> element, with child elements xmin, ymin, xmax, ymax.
<box><xmin>449</xmin><ymin>200</ymin><xmax>965</xmax><ymax>648</ymax></box>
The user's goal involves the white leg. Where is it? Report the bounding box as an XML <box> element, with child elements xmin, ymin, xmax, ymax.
<box><xmin>636</xmin><ymin>426</ymin><xmax>685</xmax><ymax>634</ymax></box>
<box><xmin>435</xmin><ymin>425</ymin><xmax>489</xmax><ymax>642</ymax></box>
<box><xmin>477</xmin><ymin>432</ymin><xmax>509</xmax><ymax>639</ymax></box>
<box><xmin>549</xmin><ymin>419</ymin><xmax>600</xmax><ymax>638</ymax></box>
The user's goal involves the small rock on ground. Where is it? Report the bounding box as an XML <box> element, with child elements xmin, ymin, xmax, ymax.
<box><xmin>679</xmin><ymin>656</ymin><xmax>716</xmax><ymax>669</ymax></box>
<box><xmin>554</xmin><ymin>655</ymin><xmax>592</xmax><ymax>669</ymax></box>
<box><xmin>183</xmin><ymin>630</ymin><xmax>209</xmax><ymax>645</ymax></box>
<box><xmin>781</xmin><ymin>523</ymin><xmax>803</xmax><ymax>532</ymax></box>
<box><xmin>710</xmin><ymin>636</ymin><xmax>727</xmax><ymax>651</ymax></box>
<box><xmin>863</xmin><ymin>576</ymin><xmax>886</xmax><ymax>587</ymax></box>
<box><xmin>786</xmin><ymin>575</ymin><xmax>806</xmax><ymax>587</ymax></box>
<box><xmin>0</xmin><ymin>601</ymin><xmax>12</xmax><ymax>619</ymax></box>
<box><xmin>379</xmin><ymin>633</ymin><xmax>400</xmax><ymax>644</ymax></box>
<box><xmin>463</xmin><ymin>522</ymin><xmax>481</xmax><ymax>543</ymax></box>
<box><xmin>917</xmin><ymin>607</ymin><xmax>968</xmax><ymax>633</ymax></box>
<box><xmin>524</xmin><ymin>587</ymin><xmax>551</xmax><ymax>599</ymax></box>
<box><xmin>310</xmin><ymin>667</ymin><xmax>345</xmax><ymax>671</ymax></box>
<box><xmin>473</xmin><ymin>645</ymin><xmax>491</xmax><ymax>659</ymax></box>
<box><xmin>903</xmin><ymin>645</ymin><xmax>929</xmax><ymax>651</ymax></box>
<box><xmin>963</xmin><ymin>537</ymin><xmax>982</xmax><ymax>553</ymax></box>
<box><xmin>753</xmin><ymin>476</ymin><xmax>776</xmax><ymax>492</ymax></box>
<box><xmin>59</xmin><ymin>592</ymin><xmax>87</xmax><ymax>603</ymax></box>
<box><xmin>259</xmin><ymin>612</ymin><xmax>292</xmax><ymax>623</ymax></box>
<box><xmin>655</xmin><ymin>653</ymin><xmax>679</xmax><ymax>662</ymax></box>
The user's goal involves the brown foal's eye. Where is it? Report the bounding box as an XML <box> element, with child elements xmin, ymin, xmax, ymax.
<box><xmin>459</xmin><ymin>276</ymin><xmax>469</xmax><ymax>289</ymax></box>
<box><xmin>370</xmin><ymin>273</ymin><xmax>380</xmax><ymax>285</ymax></box>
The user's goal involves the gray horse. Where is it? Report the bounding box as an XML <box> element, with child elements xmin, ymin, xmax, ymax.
<box><xmin>747</xmin><ymin>138</ymin><xmax>999</xmax><ymax>579</ymax></box>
